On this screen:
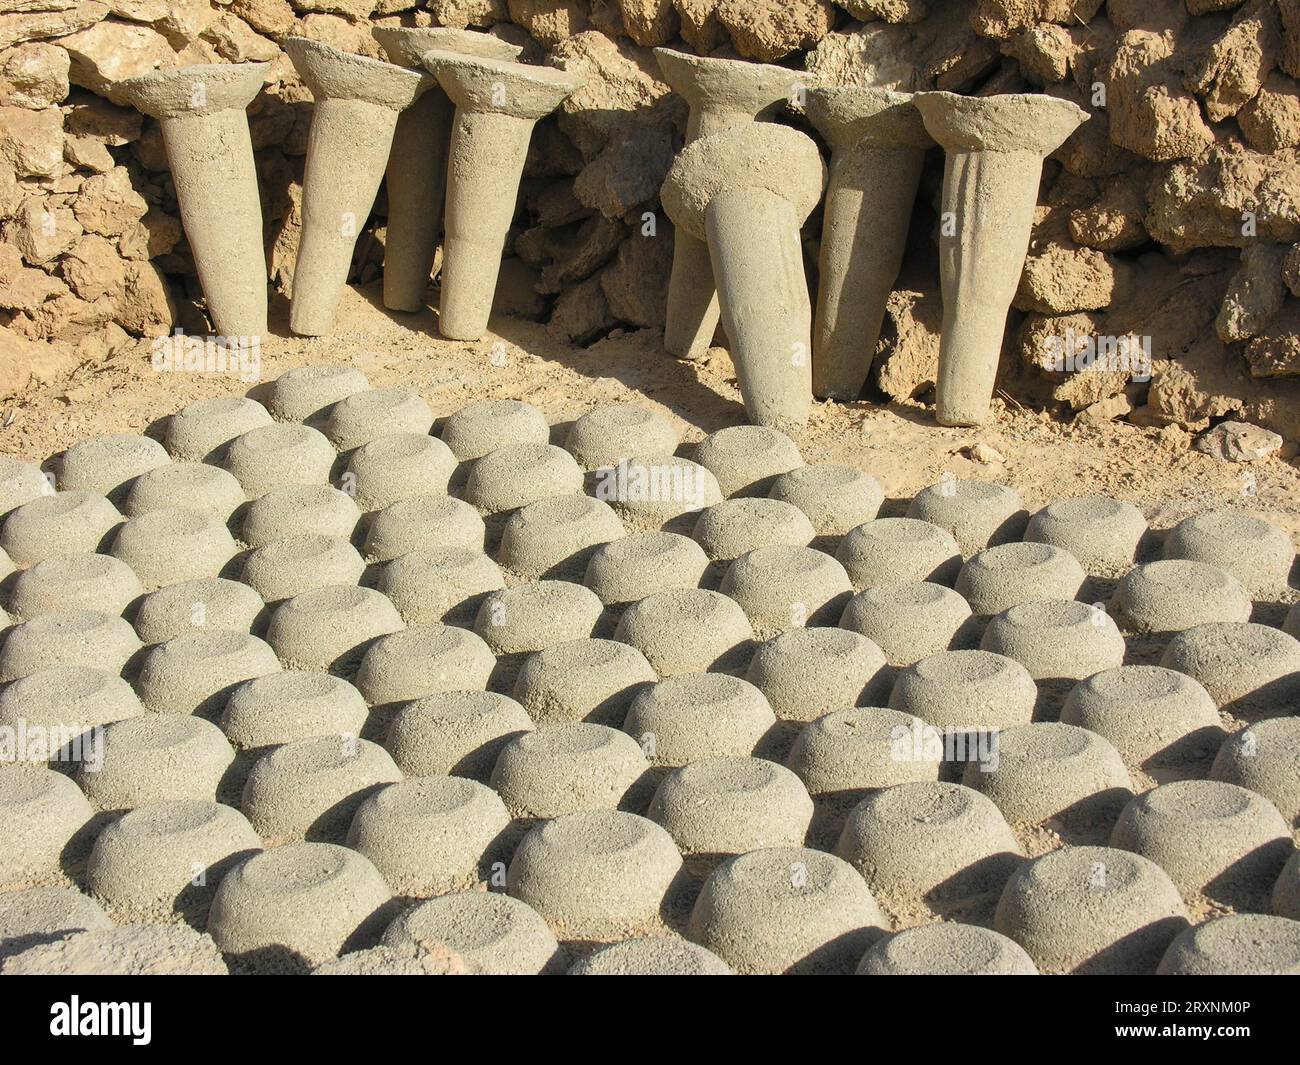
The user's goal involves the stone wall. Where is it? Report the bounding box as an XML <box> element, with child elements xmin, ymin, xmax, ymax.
<box><xmin>1</xmin><ymin>0</ymin><xmax>1298</xmax><ymax>440</ymax></box>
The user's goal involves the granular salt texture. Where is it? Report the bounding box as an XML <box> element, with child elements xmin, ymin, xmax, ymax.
<box><xmin>380</xmin><ymin>547</ymin><xmax>504</xmax><ymax>626</ymax></box>
<box><xmin>207</xmin><ymin>842</ymin><xmax>392</xmax><ymax>971</ymax></box>
<box><xmin>355</xmin><ymin>626</ymin><xmax>496</xmax><ymax>707</ymax></box>
<box><xmin>694</xmin><ymin>424</ymin><xmax>804</xmax><ymax>497</ymax></box>
<box><xmin>1111</xmin><ymin>559</ymin><xmax>1251</xmax><ymax>633</ymax></box>
<box><xmin>110</xmin><ymin>507</ymin><xmax>239</xmax><ymax>591</ymax></box>
<box><xmin>133</xmin><ymin>578</ymin><xmax>265</xmax><ymax>644</ymax></box>
<box><xmin>1</xmin><ymin>924</ymin><xmax>228</xmax><ymax>975</ymax></box>
<box><xmin>1273</xmin><ymin>851</ymin><xmax>1300</xmax><ymax>919</ymax></box>
<box><xmin>1211</xmin><ymin>718</ymin><xmax>1300</xmax><ymax>826</ymax></box>
<box><xmin>223</xmin><ymin>423</ymin><xmax>335</xmax><ymax>496</ymax></box>
<box><xmin>1060</xmin><ymin>665</ymin><xmax>1222</xmax><ymax>771</ymax></box>
<box><xmin>6</xmin><ymin>553</ymin><xmax>142</xmax><ymax>621</ymax></box>
<box><xmin>955</xmin><ymin>542</ymin><xmax>1086</xmax><ymax>616</ymax></box>
<box><xmin>78</xmin><ymin>716</ymin><xmax>236</xmax><ymax>811</ymax></box>
<box><xmin>1163</xmin><ymin>509</ymin><xmax>1296</xmax><ymax>599</ymax></box>
<box><xmin>86</xmin><ymin>800</ymin><xmax>260</xmax><ymax>921</ymax></box>
<box><xmin>744</xmin><ymin>627</ymin><xmax>890</xmax><ymax>725</ymax></box>
<box><xmin>994</xmin><ymin>846</ymin><xmax>1189</xmax><ymax>974</ymax></box>
<box><xmin>856</xmin><ymin>923</ymin><xmax>1038</xmax><ymax>975</ymax></box>
<box><xmin>385</xmin><ymin>691</ymin><xmax>534</xmax><ymax>780</ymax></box>
<box><xmin>0</xmin><ymin>610</ymin><xmax>141</xmax><ymax>682</ymax></box>
<box><xmin>313</xmin><ymin>942</ymin><xmax>468</xmax><ymax>975</ymax></box>
<box><xmin>241</xmin><ymin>534</ymin><xmax>366</xmax><ymax>604</ymax></box>
<box><xmin>166</xmin><ymin>395</ymin><xmax>273</xmax><ymax>462</ymax></box>
<box><xmin>961</xmin><ymin>723</ymin><xmax>1133</xmax><ymax>840</ymax></box>
<box><xmin>570</xmin><ymin>936</ymin><xmax>732</xmax><ymax>975</ymax></box>
<box><xmin>440</xmin><ymin>398</ymin><xmax>549</xmax><ymax>462</ymax></box>
<box><xmin>123</xmin><ymin>462</ymin><xmax>246</xmax><ymax>522</ymax></box>
<box><xmin>265</xmin><ymin>364</ymin><xmax>370</xmax><ymax>423</ymax></box>
<box><xmin>345</xmin><ymin>777</ymin><xmax>511</xmax><ymax>897</ymax></box>
<box><xmin>564</xmin><ymin>404</ymin><xmax>679</xmax><ymax>471</ymax></box>
<box><xmin>688</xmin><ymin>847</ymin><xmax>885</xmax><ymax>975</ymax></box>
<box><xmin>1158</xmin><ymin>914</ymin><xmax>1300</xmax><ymax>975</ymax></box>
<box><xmin>906</xmin><ymin>479</ymin><xmax>1027</xmax><ymax>556</ymax></box>
<box><xmin>0</xmin><ymin>456</ymin><xmax>51</xmax><ymax>518</ymax></box>
<box><xmin>0</xmin><ymin>667</ymin><xmax>143</xmax><ymax>749</ymax></box>
<box><xmin>500</xmin><ymin>495</ymin><xmax>626</xmax><ymax>581</ymax></box>
<box><xmin>1159</xmin><ymin>622</ymin><xmax>1300</xmax><ymax>715</ymax></box>
<box><xmin>1023</xmin><ymin>495</ymin><xmax>1149</xmax><ymax>576</ymax></box>
<box><xmin>1</xmin><ymin>491</ymin><xmax>122</xmax><ymax>566</ymax></box>
<box><xmin>768</xmin><ymin>464</ymin><xmax>884</xmax><ymax>539</ymax></box>
<box><xmin>490</xmin><ymin>723</ymin><xmax>651</xmax><ymax>819</ymax></box>
<box><xmin>343</xmin><ymin>431</ymin><xmax>457</xmax><ymax>511</ymax></box>
<box><xmin>134</xmin><ymin>630</ymin><xmax>281</xmax><ymax>717</ymax></box>
<box><xmin>721</xmin><ymin>545</ymin><xmax>853</xmax><ymax>637</ymax></box>
<box><xmin>462</xmin><ymin>443</ymin><xmax>583</xmax><ymax>514</ymax></box>
<box><xmin>835</xmin><ymin>781</ymin><xmax>1022</xmax><ymax>916</ymax></box>
<box><xmin>691</xmin><ymin>498</ymin><xmax>814</xmax><ymax>563</ymax></box>
<box><xmin>980</xmin><ymin>599</ymin><xmax>1126</xmax><ymax>712</ymax></box>
<box><xmin>266</xmin><ymin>585</ymin><xmax>405</xmax><ymax>673</ymax></box>
<box><xmin>0</xmin><ymin>886</ymin><xmax>112</xmax><ymax>960</ymax></box>
<box><xmin>322</xmin><ymin>388</ymin><xmax>434</xmax><ymax>452</ymax></box>
<box><xmin>839</xmin><ymin>581</ymin><xmax>978</xmax><ymax>666</ymax></box>
<box><xmin>596</xmin><ymin>455</ymin><xmax>722</xmax><ymax>531</ymax></box>
<box><xmin>889</xmin><ymin>649</ymin><xmax>1037</xmax><ymax>732</ymax></box>
<box><xmin>363</xmin><ymin>494</ymin><xmax>486</xmax><ymax>562</ymax></box>
<box><xmin>835</xmin><ymin>516</ymin><xmax>963</xmax><ymax>589</ymax></box>
<box><xmin>240</xmin><ymin>485</ymin><xmax>360</xmax><ymax>549</ymax></box>
<box><xmin>0</xmin><ymin>765</ymin><xmax>93</xmax><ymax>883</ymax></box>
<box><xmin>623</xmin><ymin>674</ymin><xmax>777</xmax><ymax>767</ymax></box>
<box><xmin>240</xmin><ymin>735</ymin><xmax>402</xmax><ymax>843</ymax></box>
<box><xmin>1110</xmin><ymin>780</ymin><xmax>1292</xmax><ymax>911</ymax></box>
<box><xmin>507</xmin><ymin>809</ymin><xmax>684</xmax><ymax>941</ymax></box>
<box><xmin>647</xmin><ymin>757</ymin><xmax>813</xmax><ymax>858</ymax></box>
<box><xmin>57</xmin><ymin>433</ymin><xmax>170</xmax><ymax>501</ymax></box>
<box><xmin>583</xmin><ymin>531</ymin><xmax>709</xmax><ymax>606</ymax></box>
<box><xmin>221</xmin><ymin>671</ymin><xmax>369</xmax><ymax>751</ymax></box>
<box><xmin>383</xmin><ymin>891</ymin><xmax>563</xmax><ymax>974</ymax></box>
<box><xmin>787</xmin><ymin>707</ymin><xmax>941</xmax><ymax>796</ymax></box>
<box><xmin>474</xmin><ymin>581</ymin><xmax>604</xmax><ymax>655</ymax></box>
<box><xmin>513</xmin><ymin>638</ymin><xmax>656</xmax><ymax>727</ymax></box>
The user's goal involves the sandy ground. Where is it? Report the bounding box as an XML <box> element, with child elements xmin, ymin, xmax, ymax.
<box><xmin>5</xmin><ymin>282</ymin><xmax>1300</xmax><ymax>550</ymax></box>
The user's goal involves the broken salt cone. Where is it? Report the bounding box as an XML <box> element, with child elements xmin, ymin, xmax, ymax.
<box><xmin>286</xmin><ymin>38</ymin><xmax>431</xmax><ymax>337</ymax></box>
<box><xmin>373</xmin><ymin>28</ymin><xmax>522</xmax><ymax>314</ymax></box>
<box><xmin>805</xmin><ymin>87</ymin><xmax>932</xmax><ymax>401</ymax></box>
<box><xmin>661</xmin><ymin>123</ymin><xmax>826</xmax><ymax>432</ymax></box>
<box><xmin>114</xmin><ymin>64</ymin><xmax>270</xmax><ymax>339</ymax></box>
<box><xmin>423</xmin><ymin>50</ymin><xmax>583</xmax><ymax>341</ymax></box>
<box><xmin>914</xmin><ymin>92</ymin><xmax>1089</xmax><ymax>426</ymax></box>
<box><xmin>654</xmin><ymin>48</ymin><xmax>794</xmax><ymax>362</ymax></box>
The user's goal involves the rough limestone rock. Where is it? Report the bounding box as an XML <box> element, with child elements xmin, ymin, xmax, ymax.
<box><xmin>1216</xmin><ymin>243</ymin><xmax>1288</xmax><ymax>342</ymax></box>
<box><xmin>1244</xmin><ymin>301</ymin><xmax>1300</xmax><ymax>377</ymax></box>
<box><xmin>620</xmin><ymin>0</ymin><xmax>679</xmax><ymax>46</ymax></box>
<box><xmin>508</xmin><ymin>0</ymin><xmax>588</xmax><ymax>47</ymax></box>
<box><xmin>1068</xmin><ymin>178</ymin><xmax>1150</xmax><ymax>251</ymax></box>
<box><xmin>1238</xmin><ymin>73</ymin><xmax>1300</xmax><ymax>152</ymax></box>
<box><xmin>0</xmin><ymin>43</ymin><xmax>70</xmax><ymax>110</ymax></box>
<box><xmin>842</xmin><ymin>0</ymin><xmax>928</xmax><ymax>23</ymax></box>
<box><xmin>1103</xmin><ymin>30</ymin><xmax>1215</xmax><ymax>162</ymax></box>
<box><xmin>1193</xmin><ymin>420</ymin><xmax>1284</xmax><ymax>460</ymax></box>
<box><xmin>972</xmin><ymin>0</ymin><xmax>1104</xmax><ymax>39</ymax></box>
<box><xmin>1185</xmin><ymin>0</ymin><xmax>1282</xmax><ymax>123</ymax></box>
<box><xmin>1002</xmin><ymin>23</ymin><xmax>1077</xmax><ymax>84</ymax></box>
<box><xmin>0</xmin><ymin>105</ymin><xmax>63</xmax><ymax>178</ymax></box>
<box><xmin>1282</xmin><ymin>0</ymin><xmax>1300</xmax><ymax>78</ymax></box>
<box><xmin>874</xmin><ymin>288</ymin><xmax>942</xmax><ymax>402</ymax></box>
<box><xmin>714</xmin><ymin>0</ymin><xmax>834</xmax><ymax>62</ymax></box>
<box><xmin>804</xmin><ymin>22</ymin><xmax>923</xmax><ymax>91</ymax></box>
<box><xmin>1016</xmin><ymin>239</ymin><xmax>1119</xmax><ymax>315</ymax></box>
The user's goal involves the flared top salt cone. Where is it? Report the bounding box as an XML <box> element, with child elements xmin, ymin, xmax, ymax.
<box><xmin>913</xmin><ymin>91</ymin><xmax>1089</xmax><ymax>156</ymax></box>
<box><xmin>804</xmin><ymin>86</ymin><xmax>933</xmax><ymax>151</ymax></box>
<box><xmin>372</xmin><ymin>26</ymin><xmax>522</xmax><ymax>69</ymax></box>
<box><xmin>285</xmin><ymin>36</ymin><xmax>431</xmax><ymax>110</ymax></box>
<box><xmin>421</xmin><ymin>50</ymin><xmax>583</xmax><ymax>119</ymax></box>
<box><xmin>660</xmin><ymin>122</ymin><xmax>826</xmax><ymax>241</ymax></box>
<box><xmin>114</xmin><ymin>62</ymin><xmax>269</xmax><ymax>117</ymax></box>
<box><xmin>653</xmin><ymin>47</ymin><xmax>794</xmax><ymax>123</ymax></box>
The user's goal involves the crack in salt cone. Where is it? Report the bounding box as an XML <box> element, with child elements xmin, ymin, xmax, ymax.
<box><xmin>114</xmin><ymin>63</ymin><xmax>270</xmax><ymax>340</ymax></box>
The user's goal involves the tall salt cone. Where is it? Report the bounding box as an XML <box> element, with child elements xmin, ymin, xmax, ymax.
<box><xmin>653</xmin><ymin>48</ymin><xmax>793</xmax><ymax>362</ymax></box>
<box><xmin>422</xmin><ymin>50</ymin><xmax>583</xmax><ymax>341</ymax></box>
<box><xmin>805</xmin><ymin>87</ymin><xmax>933</xmax><ymax>401</ymax></box>
<box><xmin>285</xmin><ymin>37</ymin><xmax>431</xmax><ymax>337</ymax></box>
<box><xmin>114</xmin><ymin>64</ymin><xmax>270</xmax><ymax>339</ymax></box>
<box><xmin>661</xmin><ymin>124</ymin><xmax>826</xmax><ymax>432</ymax></box>
<box><xmin>372</xmin><ymin>28</ymin><xmax>522</xmax><ymax>314</ymax></box>
<box><xmin>915</xmin><ymin>92</ymin><xmax>1089</xmax><ymax>426</ymax></box>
